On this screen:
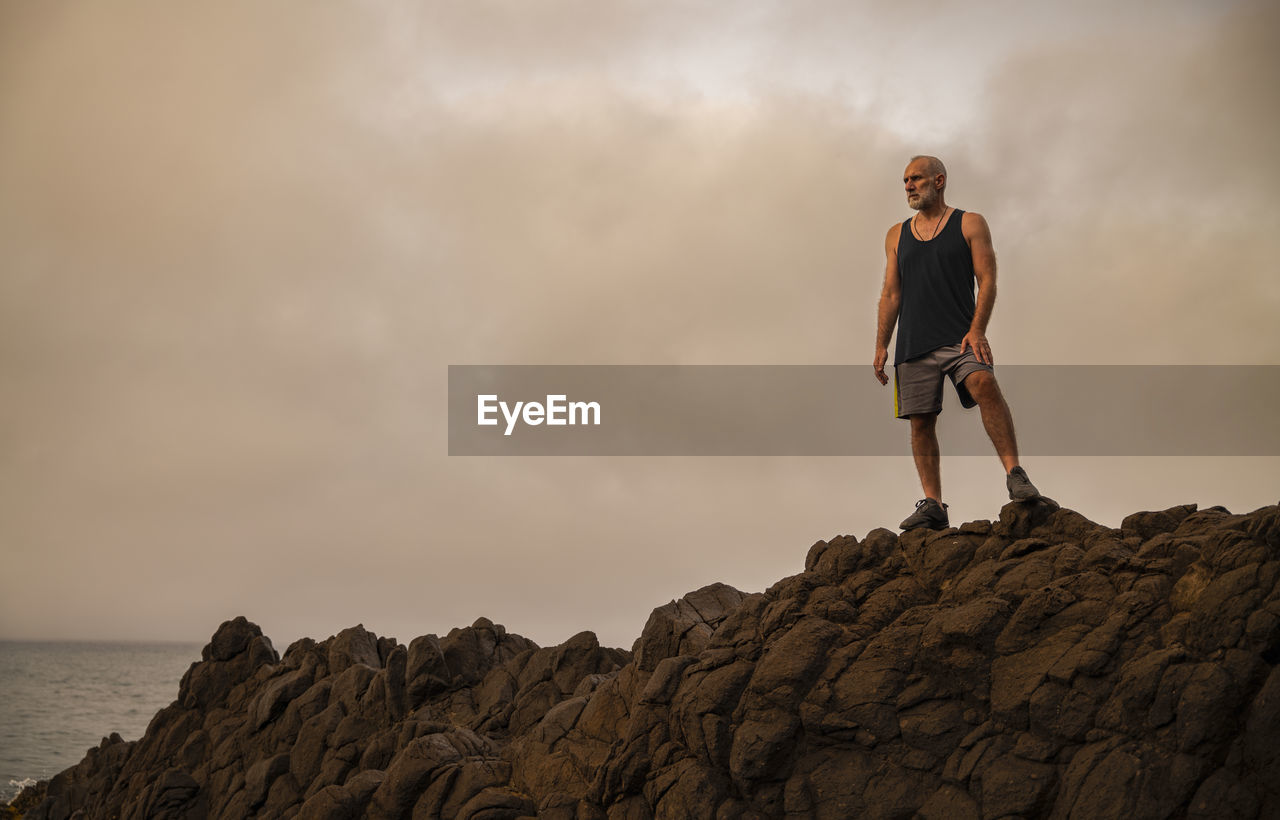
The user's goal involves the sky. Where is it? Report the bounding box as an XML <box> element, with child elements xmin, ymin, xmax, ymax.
<box><xmin>2</xmin><ymin>0</ymin><xmax>1277</xmax><ymax>649</ymax></box>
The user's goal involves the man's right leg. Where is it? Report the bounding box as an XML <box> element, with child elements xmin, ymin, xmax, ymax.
<box><xmin>909</xmin><ymin>412</ymin><xmax>942</xmax><ymax>501</ymax></box>
<box><xmin>895</xmin><ymin>355</ymin><xmax>948</xmax><ymax>530</ymax></box>
<box><xmin>900</xmin><ymin>412</ymin><xmax>948</xmax><ymax>530</ymax></box>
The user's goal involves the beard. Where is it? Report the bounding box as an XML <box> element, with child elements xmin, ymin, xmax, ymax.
<box><xmin>908</xmin><ymin>188</ymin><xmax>939</xmax><ymax>211</ymax></box>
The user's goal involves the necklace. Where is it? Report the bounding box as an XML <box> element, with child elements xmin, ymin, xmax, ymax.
<box><xmin>914</xmin><ymin>206</ymin><xmax>948</xmax><ymax>241</ymax></box>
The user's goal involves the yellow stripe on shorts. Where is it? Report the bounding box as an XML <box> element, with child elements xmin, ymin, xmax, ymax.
<box><xmin>893</xmin><ymin>370</ymin><xmax>900</xmax><ymax>418</ymax></box>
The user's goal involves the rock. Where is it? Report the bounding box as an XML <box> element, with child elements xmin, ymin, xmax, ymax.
<box><xmin>327</xmin><ymin>624</ymin><xmax>383</xmax><ymax>673</ymax></box>
<box><xmin>406</xmin><ymin>633</ymin><xmax>451</xmax><ymax>705</ymax></box>
<box><xmin>177</xmin><ymin>619</ymin><xmax>278</xmax><ymax>711</ymax></box>
<box><xmin>633</xmin><ymin>583</ymin><xmax>747</xmax><ymax>672</ymax></box>
<box><xmin>206</xmin><ymin>616</ymin><xmax>259</xmax><ymax>661</ymax></box>
<box><xmin>437</xmin><ymin>618</ymin><xmax>539</xmax><ymax>689</ymax></box>
<box><xmin>1123</xmin><ymin>504</ymin><xmax>1199</xmax><ymax>540</ymax></box>
<box><xmin>251</xmin><ymin>668</ymin><xmax>314</xmax><ymax>730</ymax></box>
<box><xmin>296</xmin><ymin>769</ymin><xmax>385</xmax><ymax>820</ymax></box>
<box><xmin>366</xmin><ymin>731</ymin><xmax>476</xmax><ymax>818</ymax></box>
<box><xmin>19</xmin><ymin>501</ymin><xmax>1280</xmax><ymax>820</ymax></box>
<box><xmin>977</xmin><ymin>754</ymin><xmax>1055</xmax><ymax>817</ymax></box>
<box><xmin>456</xmin><ymin>786</ymin><xmax>536</xmax><ymax>820</ymax></box>
<box><xmin>139</xmin><ymin>768</ymin><xmax>203</xmax><ymax>819</ymax></box>
<box><xmin>244</xmin><ymin>753</ymin><xmax>291</xmax><ymax>808</ymax></box>
<box><xmin>917</xmin><ymin>783</ymin><xmax>979</xmax><ymax>820</ymax></box>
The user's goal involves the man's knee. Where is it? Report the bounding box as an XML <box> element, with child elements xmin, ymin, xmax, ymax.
<box><xmin>909</xmin><ymin>412</ymin><xmax>938</xmax><ymax>433</ymax></box>
<box><xmin>963</xmin><ymin>370</ymin><xmax>1001</xmax><ymax>403</ymax></box>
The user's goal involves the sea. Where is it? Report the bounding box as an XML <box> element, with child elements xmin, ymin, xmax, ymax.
<box><xmin>0</xmin><ymin>640</ymin><xmax>203</xmax><ymax>804</ymax></box>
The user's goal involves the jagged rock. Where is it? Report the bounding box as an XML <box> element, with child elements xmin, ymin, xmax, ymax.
<box><xmin>178</xmin><ymin>617</ymin><xmax>278</xmax><ymax>712</ymax></box>
<box><xmin>296</xmin><ymin>769</ymin><xmax>385</xmax><ymax>820</ymax></box>
<box><xmin>12</xmin><ymin>500</ymin><xmax>1280</xmax><ymax>820</ymax></box>
<box><xmin>207</xmin><ymin>615</ymin><xmax>259</xmax><ymax>661</ymax></box>
<box><xmin>1123</xmin><ymin>503</ymin><xmax>1199</xmax><ymax>540</ymax></box>
<box><xmin>439</xmin><ymin>617</ymin><xmax>538</xmax><ymax>689</ymax></box>
<box><xmin>633</xmin><ymin>582</ymin><xmax>747</xmax><ymax>671</ymax></box>
<box><xmin>366</xmin><ymin>730</ymin><xmax>486</xmax><ymax>818</ymax></box>
<box><xmin>328</xmin><ymin>624</ymin><xmax>384</xmax><ymax>673</ymax></box>
<box><xmin>244</xmin><ymin>752</ymin><xmax>291</xmax><ymax>808</ymax></box>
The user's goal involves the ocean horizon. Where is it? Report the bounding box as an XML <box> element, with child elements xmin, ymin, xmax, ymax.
<box><xmin>0</xmin><ymin>639</ymin><xmax>203</xmax><ymax>803</ymax></box>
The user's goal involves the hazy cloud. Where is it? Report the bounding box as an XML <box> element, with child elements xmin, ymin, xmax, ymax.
<box><xmin>1</xmin><ymin>0</ymin><xmax>1276</xmax><ymax>646</ymax></box>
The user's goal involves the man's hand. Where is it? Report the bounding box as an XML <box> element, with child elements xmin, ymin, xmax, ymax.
<box><xmin>873</xmin><ymin>346</ymin><xmax>890</xmax><ymax>385</ymax></box>
<box><xmin>962</xmin><ymin>330</ymin><xmax>993</xmax><ymax>365</ymax></box>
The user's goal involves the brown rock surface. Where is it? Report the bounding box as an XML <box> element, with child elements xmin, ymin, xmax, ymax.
<box><xmin>11</xmin><ymin>501</ymin><xmax>1280</xmax><ymax>819</ymax></box>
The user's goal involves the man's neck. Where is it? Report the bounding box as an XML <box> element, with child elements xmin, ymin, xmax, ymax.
<box><xmin>914</xmin><ymin>198</ymin><xmax>949</xmax><ymax>220</ymax></box>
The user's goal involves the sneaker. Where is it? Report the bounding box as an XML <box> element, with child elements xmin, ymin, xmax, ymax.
<box><xmin>900</xmin><ymin>498</ymin><xmax>949</xmax><ymax>531</ymax></box>
<box><xmin>1006</xmin><ymin>466</ymin><xmax>1041</xmax><ymax>501</ymax></box>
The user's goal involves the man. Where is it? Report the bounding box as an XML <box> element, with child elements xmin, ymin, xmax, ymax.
<box><xmin>873</xmin><ymin>155</ymin><xmax>1041</xmax><ymax>531</ymax></box>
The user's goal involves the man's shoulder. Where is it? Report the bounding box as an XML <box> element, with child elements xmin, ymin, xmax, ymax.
<box><xmin>959</xmin><ymin>209</ymin><xmax>991</xmax><ymax>238</ymax></box>
<box><xmin>885</xmin><ymin>220</ymin><xmax>906</xmax><ymax>243</ymax></box>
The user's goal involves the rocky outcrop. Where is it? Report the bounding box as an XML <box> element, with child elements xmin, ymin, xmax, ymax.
<box><xmin>13</xmin><ymin>501</ymin><xmax>1280</xmax><ymax>819</ymax></box>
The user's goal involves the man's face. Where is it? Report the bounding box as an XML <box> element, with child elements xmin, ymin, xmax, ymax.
<box><xmin>904</xmin><ymin>162</ymin><xmax>942</xmax><ymax>211</ymax></box>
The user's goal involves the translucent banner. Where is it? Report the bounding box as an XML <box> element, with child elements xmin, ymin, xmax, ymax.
<box><xmin>447</xmin><ymin>365</ymin><xmax>1280</xmax><ymax>456</ymax></box>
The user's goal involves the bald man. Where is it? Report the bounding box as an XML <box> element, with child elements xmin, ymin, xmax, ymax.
<box><xmin>873</xmin><ymin>156</ymin><xmax>1041</xmax><ymax>531</ymax></box>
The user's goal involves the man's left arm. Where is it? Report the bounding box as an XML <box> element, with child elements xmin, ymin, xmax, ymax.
<box><xmin>961</xmin><ymin>211</ymin><xmax>998</xmax><ymax>365</ymax></box>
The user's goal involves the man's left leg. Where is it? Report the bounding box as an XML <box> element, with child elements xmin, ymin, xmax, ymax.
<box><xmin>962</xmin><ymin>370</ymin><xmax>1018</xmax><ymax>471</ymax></box>
<box><xmin>963</xmin><ymin>370</ymin><xmax>1040</xmax><ymax>499</ymax></box>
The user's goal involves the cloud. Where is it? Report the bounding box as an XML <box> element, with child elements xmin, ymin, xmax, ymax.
<box><xmin>1</xmin><ymin>0</ymin><xmax>1276</xmax><ymax>645</ymax></box>
<box><xmin>952</xmin><ymin>0</ymin><xmax>1280</xmax><ymax>363</ymax></box>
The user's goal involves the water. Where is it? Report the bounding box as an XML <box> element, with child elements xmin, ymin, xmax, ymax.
<box><xmin>0</xmin><ymin>641</ymin><xmax>202</xmax><ymax>804</ymax></box>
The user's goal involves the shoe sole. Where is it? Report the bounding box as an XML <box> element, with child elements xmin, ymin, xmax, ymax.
<box><xmin>900</xmin><ymin>520</ymin><xmax>949</xmax><ymax>531</ymax></box>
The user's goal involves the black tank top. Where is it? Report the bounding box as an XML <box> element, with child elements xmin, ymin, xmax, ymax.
<box><xmin>894</xmin><ymin>209</ymin><xmax>976</xmax><ymax>364</ymax></box>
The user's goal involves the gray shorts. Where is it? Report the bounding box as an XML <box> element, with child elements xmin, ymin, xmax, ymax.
<box><xmin>894</xmin><ymin>343</ymin><xmax>993</xmax><ymax>419</ymax></box>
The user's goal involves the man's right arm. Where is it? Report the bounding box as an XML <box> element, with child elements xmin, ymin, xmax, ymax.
<box><xmin>873</xmin><ymin>224</ymin><xmax>902</xmax><ymax>385</ymax></box>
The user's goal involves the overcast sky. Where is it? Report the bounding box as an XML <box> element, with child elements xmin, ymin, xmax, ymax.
<box><xmin>2</xmin><ymin>0</ymin><xmax>1277</xmax><ymax>649</ymax></box>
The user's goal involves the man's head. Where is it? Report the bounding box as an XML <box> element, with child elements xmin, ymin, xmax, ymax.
<box><xmin>904</xmin><ymin>155</ymin><xmax>947</xmax><ymax>211</ymax></box>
